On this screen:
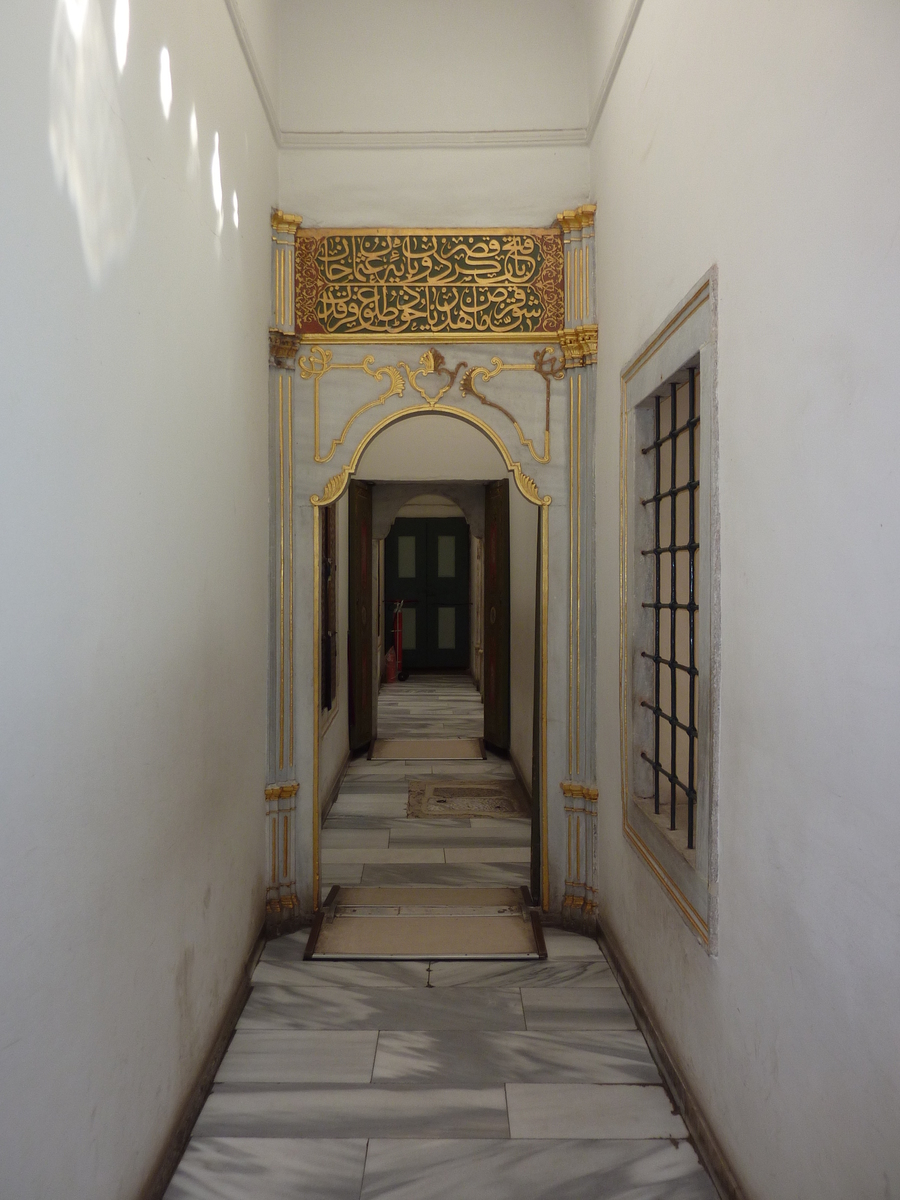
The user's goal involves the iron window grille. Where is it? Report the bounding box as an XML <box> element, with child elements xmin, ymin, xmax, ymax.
<box><xmin>639</xmin><ymin>368</ymin><xmax>700</xmax><ymax>848</ymax></box>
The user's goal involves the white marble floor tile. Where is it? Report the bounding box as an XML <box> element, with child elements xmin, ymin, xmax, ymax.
<box><xmin>320</xmin><ymin>866</ymin><xmax>365</xmax><ymax>887</ymax></box>
<box><xmin>506</xmin><ymin>1084</ymin><xmax>688</xmax><ymax>1140</ymax></box>
<box><xmin>253</xmin><ymin>957</ymin><xmax>429</xmax><ymax>988</ymax></box>
<box><xmin>217</xmin><ymin>1031</ymin><xmax>377</xmax><ymax>1084</ymax></box>
<box><xmin>443</xmin><ymin>846</ymin><xmax>531</xmax><ymax>863</ymax></box>
<box><xmin>388</xmin><ymin>825</ymin><xmax>530</xmax><ymax>846</ymax></box>
<box><xmin>542</xmin><ymin>928</ymin><xmax>604</xmax><ymax>959</ymax></box>
<box><xmin>237</xmin><ymin>985</ymin><xmax>527</xmax><ymax>1031</ymax></box>
<box><xmin>469</xmin><ymin>817</ymin><xmax>531</xmax><ymax>830</ymax></box>
<box><xmin>359</xmin><ymin>1138</ymin><xmax>716</xmax><ymax>1200</ymax></box>
<box><xmin>360</xmin><ymin>863</ymin><xmax>530</xmax><ymax>887</ymax></box>
<box><xmin>322</xmin><ymin>847</ymin><xmax>445</xmax><ymax>864</ymax></box>
<box><xmin>164</xmin><ymin>1137</ymin><xmax>368</xmax><ymax>1200</ymax></box>
<box><xmin>321</xmin><ymin>829</ymin><xmax>391</xmax><ymax>849</ymax></box>
<box><xmin>426</xmin><ymin>960</ymin><xmax>616</xmax><ymax>988</ymax></box>
<box><xmin>372</xmin><ymin>1030</ymin><xmax>661</xmax><ymax>1085</ymax></box>
<box><xmin>521</xmin><ymin>987</ymin><xmax>636</xmax><ymax>1031</ymax></box>
<box><xmin>193</xmin><ymin>1085</ymin><xmax>509</xmax><ymax>1139</ymax></box>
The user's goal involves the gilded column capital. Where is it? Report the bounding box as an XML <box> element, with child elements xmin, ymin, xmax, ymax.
<box><xmin>556</xmin><ymin>204</ymin><xmax>597</xmax><ymax>233</ymax></box>
<box><xmin>265</xmin><ymin>781</ymin><xmax>299</xmax><ymax>800</ymax></box>
<box><xmin>269</xmin><ymin>329</ymin><xmax>301</xmax><ymax>367</ymax></box>
<box><xmin>560</xmin><ymin>325</ymin><xmax>598</xmax><ymax>369</ymax></box>
<box><xmin>271</xmin><ymin>209</ymin><xmax>303</xmax><ymax>234</ymax></box>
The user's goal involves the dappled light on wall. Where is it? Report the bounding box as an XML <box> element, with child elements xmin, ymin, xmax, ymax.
<box><xmin>211</xmin><ymin>131</ymin><xmax>223</xmax><ymax>234</ymax></box>
<box><xmin>49</xmin><ymin>0</ymin><xmax>136</xmax><ymax>285</ymax></box>
<box><xmin>159</xmin><ymin>47</ymin><xmax>172</xmax><ymax>120</ymax></box>
<box><xmin>232</xmin><ymin>191</ymin><xmax>239</xmax><ymax>230</ymax></box>
<box><xmin>113</xmin><ymin>0</ymin><xmax>128</xmax><ymax>72</ymax></box>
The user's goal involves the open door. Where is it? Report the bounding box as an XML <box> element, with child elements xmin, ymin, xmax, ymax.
<box><xmin>348</xmin><ymin>480</ymin><xmax>373</xmax><ymax>752</ymax></box>
<box><xmin>483</xmin><ymin>479</ymin><xmax>510</xmax><ymax>752</ymax></box>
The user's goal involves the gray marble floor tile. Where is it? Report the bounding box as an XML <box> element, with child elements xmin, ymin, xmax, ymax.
<box><xmin>253</xmin><ymin>954</ymin><xmax>429</xmax><ymax>988</ymax></box>
<box><xmin>320</xmin><ymin>866</ymin><xmax>365</xmax><ymax>887</ymax></box>
<box><xmin>360</xmin><ymin>863</ymin><xmax>530</xmax><ymax>887</ymax></box>
<box><xmin>542</xmin><ymin>927</ymin><xmax>604</xmax><ymax>959</ymax></box>
<box><xmin>359</xmin><ymin>1138</ymin><xmax>716</xmax><ymax>1200</ymax></box>
<box><xmin>372</xmin><ymin>1030</ymin><xmax>660</xmax><ymax>1085</ymax></box>
<box><xmin>443</xmin><ymin>846</ymin><xmax>531</xmax><ymax>863</ymax></box>
<box><xmin>165</xmin><ymin>1137</ymin><xmax>368</xmax><ymax>1200</ymax></box>
<box><xmin>388</xmin><ymin>825</ymin><xmax>529</xmax><ymax>846</ymax></box>
<box><xmin>426</xmin><ymin>960</ymin><xmax>616</xmax><ymax>988</ymax></box>
<box><xmin>321</xmin><ymin>829</ymin><xmax>391</xmax><ymax>849</ymax></box>
<box><xmin>323</xmin><ymin>847</ymin><xmax>445</xmax><ymax>864</ymax></box>
<box><xmin>469</xmin><ymin>817</ymin><xmax>531</xmax><ymax>830</ymax></box>
<box><xmin>193</xmin><ymin>1086</ymin><xmax>509</xmax><ymax>1139</ymax></box>
<box><xmin>217</xmin><ymin>1031</ymin><xmax>377</xmax><ymax>1084</ymax></box>
<box><xmin>237</xmin><ymin>985</ymin><xmax>527</xmax><ymax>1031</ymax></box>
<box><xmin>521</xmin><ymin>987</ymin><xmax>636</xmax><ymax>1030</ymax></box>
<box><xmin>506</xmin><ymin>1083</ymin><xmax>687</xmax><ymax>1139</ymax></box>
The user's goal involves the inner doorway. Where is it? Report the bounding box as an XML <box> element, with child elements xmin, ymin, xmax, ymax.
<box><xmin>384</xmin><ymin>517</ymin><xmax>470</xmax><ymax>672</ymax></box>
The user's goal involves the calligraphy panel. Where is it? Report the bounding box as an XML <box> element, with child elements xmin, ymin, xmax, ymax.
<box><xmin>296</xmin><ymin>229</ymin><xmax>564</xmax><ymax>341</ymax></box>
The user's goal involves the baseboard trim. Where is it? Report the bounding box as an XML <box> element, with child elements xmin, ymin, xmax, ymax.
<box><xmin>320</xmin><ymin>749</ymin><xmax>350</xmax><ymax>824</ymax></box>
<box><xmin>597</xmin><ymin>921</ymin><xmax>748</xmax><ymax>1200</ymax></box>
<box><xmin>139</xmin><ymin>923</ymin><xmax>265</xmax><ymax>1200</ymax></box>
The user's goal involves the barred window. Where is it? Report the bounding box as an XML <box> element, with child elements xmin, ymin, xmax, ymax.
<box><xmin>640</xmin><ymin>369</ymin><xmax>700</xmax><ymax>848</ymax></box>
<box><xmin>621</xmin><ymin>271</ymin><xmax>718</xmax><ymax>948</ymax></box>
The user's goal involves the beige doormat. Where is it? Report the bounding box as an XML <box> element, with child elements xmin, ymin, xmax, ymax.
<box><xmin>407</xmin><ymin>777</ymin><xmax>530</xmax><ymax>818</ymax></box>
<box><xmin>371</xmin><ymin>737</ymin><xmax>484</xmax><ymax>760</ymax></box>
<box><xmin>305</xmin><ymin>886</ymin><xmax>546</xmax><ymax>960</ymax></box>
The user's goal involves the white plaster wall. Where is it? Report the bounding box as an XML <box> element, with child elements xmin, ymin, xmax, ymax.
<box><xmin>279</xmin><ymin>144</ymin><xmax>591</xmax><ymax>229</ymax></box>
<box><xmin>278</xmin><ymin>0</ymin><xmax>588</xmax><ymax>134</ymax></box>
<box><xmin>509</xmin><ymin>482</ymin><xmax>538</xmax><ymax>788</ymax></box>
<box><xmin>590</xmin><ymin>3</ymin><xmax>900</xmax><ymax>1197</ymax></box>
<box><xmin>318</xmin><ymin>492</ymin><xmax>350</xmax><ymax>809</ymax></box>
<box><xmin>355</xmin><ymin>414</ymin><xmax>509</xmax><ymax>481</ymax></box>
<box><xmin>0</xmin><ymin>3</ymin><xmax>276</xmax><ymax>1196</ymax></box>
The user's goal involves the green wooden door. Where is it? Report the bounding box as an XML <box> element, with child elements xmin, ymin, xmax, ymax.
<box><xmin>384</xmin><ymin>517</ymin><xmax>470</xmax><ymax>670</ymax></box>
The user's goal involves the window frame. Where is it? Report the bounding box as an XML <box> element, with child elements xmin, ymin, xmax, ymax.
<box><xmin>620</xmin><ymin>270</ymin><xmax>720</xmax><ymax>950</ymax></box>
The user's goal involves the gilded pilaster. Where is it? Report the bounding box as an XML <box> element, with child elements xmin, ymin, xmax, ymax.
<box><xmin>266</xmin><ymin>210</ymin><xmax>303</xmax><ymax>929</ymax></box>
<box><xmin>558</xmin><ymin>204</ymin><xmax>600</xmax><ymax>929</ymax></box>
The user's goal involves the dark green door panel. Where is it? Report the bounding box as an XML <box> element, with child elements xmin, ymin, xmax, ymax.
<box><xmin>384</xmin><ymin>517</ymin><xmax>470</xmax><ymax>670</ymax></box>
<box><xmin>348</xmin><ymin>480</ymin><xmax>373</xmax><ymax>751</ymax></box>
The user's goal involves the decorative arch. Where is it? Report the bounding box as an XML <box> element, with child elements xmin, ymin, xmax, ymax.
<box><xmin>310</xmin><ymin>404</ymin><xmax>552</xmax><ymax>509</ymax></box>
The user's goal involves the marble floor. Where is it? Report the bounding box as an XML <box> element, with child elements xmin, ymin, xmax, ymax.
<box><xmin>164</xmin><ymin>675</ymin><xmax>718</xmax><ymax>1195</ymax></box>
<box><xmin>165</xmin><ymin>928</ymin><xmax>718</xmax><ymax>1198</ymax></box>
<box><xmin>323</xmin><ymin>673</ymin><xmax>526</xmax><ymax>899</ymax></box>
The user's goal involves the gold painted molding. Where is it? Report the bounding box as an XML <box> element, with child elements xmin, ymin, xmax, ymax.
<box><xmin>556</xmin><ymin>204</ymin><xmax>597</xmax><ymax>233</ymax></box>
<box><xmin>271</xmin><ymin>208</ymin><xmax>303</xmax><ymax>233</ymax></box>
<box><xmin>561</xmin><ymin>781</ymin><xmax>599</xmax><ymax>802</ymax></box>
<box><xmin>270</xmin><ymin>329</ymin><xmax>301</xmax><ymax>366</ymax></box>
<box><xmin>560</xmin><ymin>325</ymin><xmax>598</xmax><ymax>369</ymax></box>
<box><xmin>265</xmin><ymin>782</ymin><xmax>299</xmax><ymax>800</ymax></box>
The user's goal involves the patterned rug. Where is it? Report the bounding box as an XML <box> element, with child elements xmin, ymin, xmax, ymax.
<box><xmin>407</xmin><ymin>777</ymin><xmax>530</xmax><ymax>819</ymax></box>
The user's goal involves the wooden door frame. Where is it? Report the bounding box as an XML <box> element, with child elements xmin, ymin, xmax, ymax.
<box><xmin>310</xmin><ymin>408</ymin><xmax>550</xmax><ymax>911</ymax></box>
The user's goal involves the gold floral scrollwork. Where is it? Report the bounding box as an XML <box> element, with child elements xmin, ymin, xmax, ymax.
<box><xmin>300</xmin><ymin>346</ymin><xmax>406</xmax><ymax>463</ymax></box>
<box><xmin>400</xmin><ymin>349</ymin><xmax>467</xmax><ymax>406</ymax></box>
<box><xmin>458</xmin><ymin>345</ymin><xmax>563</xmax><ymax>464</ymax></box>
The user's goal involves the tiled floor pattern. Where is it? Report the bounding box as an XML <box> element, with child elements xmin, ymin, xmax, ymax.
<box><xmin>166</xmin><ymin>928</ymin><xmax>717</xmax><ymax>1198</ymax></box>
<box><xmin>376</xmin><ymin>673</ymin><xmax>484</xmax><ymax>739</ymax></box>
<box><xmin>323</xmin><ymin>674</ymin><xmax>525</xmax><ymax>898</ymax></box>
<box><xmin>165</xmin><ymin>675</ymin><xmax>718</xmax><ymax>1195</ymax></box>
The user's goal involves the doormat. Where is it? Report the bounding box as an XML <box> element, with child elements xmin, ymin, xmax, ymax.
<box><xmin>371</xmin><ymin>737</ymin><xmax>484</xmax><ymax>760</ymax></box>
<box><xmin>304</xmin><ymin>885</ymin><xmax>547</xmax><ymax>960</ymax></box>
<box><xmin>407</xmin><ymin>777</ymin><xmax>530</xmax><ymax>818</ymax></box>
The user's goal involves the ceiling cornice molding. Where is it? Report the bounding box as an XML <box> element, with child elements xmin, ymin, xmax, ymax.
<box><xmin>280</xmin><ymin>127</ymin><xmax>588</xmax><ymax>151</ymax></box>
<box><xmin>223</xmin><ymin>0</ymin><xmax>642</xmax><ymax>153</ymax></box>
<box><xmin>585</xmin><ymin>0</ymin><xmax>644</xmax><ymax>144</ymax></box>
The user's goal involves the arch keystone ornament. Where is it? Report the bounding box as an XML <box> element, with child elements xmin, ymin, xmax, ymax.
<box><xmin>267</xmin><ymin>209</ymin><xmax>597</xmax><ymax>924</ymax></box>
